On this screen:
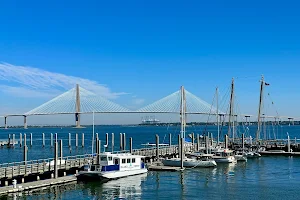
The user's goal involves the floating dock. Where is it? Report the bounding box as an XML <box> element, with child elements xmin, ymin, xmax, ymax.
<box><xmin>0</xmin><ymin>175</ymin><xmax>77</xmax><ymax>195</ymax></box>
<box><xmin>259</xmin><ymin>151</ymin><xmax>300</xmax><ymax>156</ymax></box>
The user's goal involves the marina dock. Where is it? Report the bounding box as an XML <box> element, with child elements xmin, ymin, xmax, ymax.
<box><xmin>0</xmin><ymin>175</ymin><xmax>77</xmax><ymax>195</ymax></box>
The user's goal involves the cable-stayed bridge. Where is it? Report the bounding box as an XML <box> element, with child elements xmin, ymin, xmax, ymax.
<box><xmin>1</xmin><ymin>84</ymin><xmax>296</xmax><ymax>129</ymax></box>
<box><xmin>2</xmin><ymin>84</ymin><xmax>225</xmax><ymax>129</ymax></box>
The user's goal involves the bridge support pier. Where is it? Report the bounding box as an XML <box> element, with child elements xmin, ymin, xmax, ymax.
<box><xmin>24</xmin><ymin>115</ymin><xmax>27</xmax><ymax>129</ymax></box>
<box><xmin>4</xmin><ymin>116</ymin><xmax>7</xmax><ymax>129</ymax></box>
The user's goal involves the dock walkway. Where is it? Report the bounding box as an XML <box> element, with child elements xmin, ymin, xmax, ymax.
<box><xmin>0</xmin><ymin>175</ymin><xmax>77</xmax><ymax>195</ymax></box>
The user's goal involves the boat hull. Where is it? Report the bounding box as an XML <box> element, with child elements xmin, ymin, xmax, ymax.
<box><xmin>213</xmin><ymin>156</ymin><xmax>236</xmax><ymax>163</ymax></box>
<box><xmin>235</xmin><ymin>155</ymin><xmax>247</xmax><ymax>162</ymax></box>
<box><xmin>78</xmin><ymin>168</ymin><xmax>148</xmax><ymax>180</ymax></box>
<box><xmin>162</xmin><ymin>158</ymin><xmax>216</xmax><ymax>168</ymax></box>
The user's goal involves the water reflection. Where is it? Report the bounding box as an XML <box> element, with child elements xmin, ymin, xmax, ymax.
<box><xmin>100</xmin><ymin>173</ymin><xmax>147</xmax><ymax>200</ymax></box>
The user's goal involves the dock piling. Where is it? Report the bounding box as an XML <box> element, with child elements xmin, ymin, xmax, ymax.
<box><xmin>23</xmin><ymin>134</ymin><xmax>28</xmax><ymax>172</ymax></box>
<box><xmin>242</xmin><ymin>133</ymin><xmax>245</xmax><ymax>152</ymax></box>
<box><xmin>225</xmin><ymin>134</ymin><xmax>228</xmax><ymax>149</ymax></box>
<box><xmin>156</xmin><ymin>134</ymin><xmax>159</xmax><ymax>161</ymax></box>
<box><xmin>180</xmin><ymin>137</ymin><xmax>184</xmax><ymax>169</ymax></box>
<box><xmin>75</xmin><ymin>133</ymin><xmax>78</xmax><ymax>148</ymax></box>
<box><xmin>55</xmin><ymin>133</ymin><xmax>58</xmax><ymax>144</ymax></box>
<box><xmin>20</xmin><ymin>133</ymin><xmax>22</xmax><ymax>147</ymax></box>
<box><xmin>169</xmin><ymin>133</ymin><xmax>172</xmax><ymax>146</ymax></box>
<box><xmin>197</xmin><ymin>134</ymin><xmax>200</xmax><ymax>151</ymax></box>
<box><xmin>42</xmin><ymin>133</ymin><xmax>45</xmax><ymax>147</ymax></box>
<box><xmin>105</xmin><ymin>133</ymin><xmax>109</xmax><ymax>151</ymax></box>
<box><xmin>68</xmin><ymin>133</ymin><xmax>71</xmax><ymax>147</ymax></box>
<box><xmin>123</xmin><ymin>133</ymin><xmax>126</xmax><ymax>151</ymax></box>
<box><xmin>82</xmin><ymin>133</ymin><xmax>84</xmax><ymax>147</ymax></box>
<box><xmin>30</xmin><ymin>133</ymin><xmax>33</xmax><ymax>147</ymax></box>
<box><xmin>120</xmin><ymin>133</ymin><xmax>123</xmax><ymax>151</ymax></box>
<box><xmin>8</xmin><ymin>134</ymin><xmax>11</xmax><ymax>145</ymax></box>
<box><xmin>12</xmin><ymin>134</ymin><xmax>15</xmax><ymax>147</ymax></box>
<box><xmin>111</xmin><ymin>133</ymin><xmax>114</xmax><ymax>153</ymax></box>
<box><xmin>60</xmin><ymin>140</ymin><xmax>63</xmax><ymax>168</ymax></box>
<box><xmin>192</xmin><ymin>133</ymin><xmax>195</xmax><ymax>151</ymax></box>
<box><xmin>97</xmin><ymin>140</ymin><xmax>101</xmax><ymax>165</ymax></box>
<box><xmin>130</xmin><ymin>137</ymin><xmax>133</xmax><ymax>153</ymax></box>
<box><xmin>54</xmin><ymin>141</ymin><xmax>58</xmax><ymax>179</ymax></box>
<box><xmin>205</xmin><ymin>136</ymin><xmax>209</xmax><ymax>154</ymax></box>
<box><xmin>287</xmin><ymin>134</ymin><xmax>291</xmax><ymax>152</ymax></box>
<box><xmin>50</xmin><ymin>133</ymin><xmax>53</xmax><ymax>148</ymax></box>
<box><xmin>178</xmin><ymin>135</ymin><xmax>181</xmax><ymax>158</ymax></box>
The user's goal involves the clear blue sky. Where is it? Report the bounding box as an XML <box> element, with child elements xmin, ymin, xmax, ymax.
<box><xmin>0</xmin><ymin>0</ymin><xmax>300</xmax><ymax>124</ymax></box>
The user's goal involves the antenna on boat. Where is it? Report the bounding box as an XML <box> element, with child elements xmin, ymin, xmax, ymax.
<box><xmin>92</xmin><ymin>111</ymin><xmax>95</xmax><ymax>155</ymax></box>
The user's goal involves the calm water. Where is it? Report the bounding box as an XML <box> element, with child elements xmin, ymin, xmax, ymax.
<box><xmin>1</xmin><ymin>125</ymin><xmax>300</xmax><ymax>199</ymax></box>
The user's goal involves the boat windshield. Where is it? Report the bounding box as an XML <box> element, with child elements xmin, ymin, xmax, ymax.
<box><xmin>100</xmin><ymin>156</ymin><xmax>107</xmax><ymax>161</ymax></box>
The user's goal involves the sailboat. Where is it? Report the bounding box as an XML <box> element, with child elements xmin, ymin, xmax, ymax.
<box><xmin>162</xmin><ymin>86</ymin><xmax>217</xmax><ymax>168</ymax></box>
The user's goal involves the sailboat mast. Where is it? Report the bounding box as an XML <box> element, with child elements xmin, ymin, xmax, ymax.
<box><xmin>180</xmin><ymin>86</ymin><xmax>184</xmax><ymax>139</ymax></box>
<box><xmin>256</xmin><ymin>75</ymin><xmax>265</xmax><ymax>142</ymax></box>
<box><xmin>180</xmin><ymin>86</ymin><xmax>186</xmax><ymax>169</ymax></box>
<box><xmin>228</xmin><ymin>78</ymin><xmax>235</xmax><ymax>140</ymax></box>
<box><xmin>92</xmin><ymin>111</ymin><xmax>95</xmax><ymax>155</ymax></box>
<box><xmin>216</xmin><ymin>87</ymin><xmax>220</xmax><ymax>145</ymax></box>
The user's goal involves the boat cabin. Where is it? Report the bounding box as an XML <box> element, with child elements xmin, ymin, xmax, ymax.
<box><xmin>85</xmin><ymin>152</ymin><xmax>146</xmax><ymax>172</ymax></box>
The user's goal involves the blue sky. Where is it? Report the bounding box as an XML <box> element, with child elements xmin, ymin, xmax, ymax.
<box><xmin>0</xmin><ymin>0</ymin><xmax>300</xmax><ymax>124</ymax></box>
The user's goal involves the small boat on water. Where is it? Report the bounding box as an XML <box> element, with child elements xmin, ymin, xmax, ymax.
<box><xmin>78</xmin><ymin>152</ymin><xmax>147</xmax><ymax>180</ymax></box>
<box><xmin>234</xmin><ymin>152</ymin><xmax>247</xmax><ymax>162</ymax></box>
<box><xmin>162</xmin><ymin>154</ymin><xmax>217</xmax><ymax>168</ymax></box>
<box><xmin>245</xmin><ymin>151</ymin><xmax>261</xmax><ymax>158</ymax></box>
<box><xmin>212</xmin><ymin>149</ymin><xmax>237</xmax><ymax>163</ymax></box>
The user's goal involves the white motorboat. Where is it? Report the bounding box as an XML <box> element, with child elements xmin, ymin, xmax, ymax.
<box><xmin>212</xmin><ymin>149</ymin><xmax>237</xmax><ymax>163</ymax></box>
<box><xmin>78</xmin><ymin>152</ymin><xmax>147</xmax><ymax>180</ymax></box>
<box><xmin>245</xmin><ymin>151</ymin><xmax>261</xmax><ymax>158</ymax></box>
<box><xmin>234</xmin><ymin>152</ymin><xmax>247</xmax><ymax>162</ymax></box>
<box><xmin>162</xmin><ymin>154</ymin><xmax>217</xmax><ymax>168</ymax></box>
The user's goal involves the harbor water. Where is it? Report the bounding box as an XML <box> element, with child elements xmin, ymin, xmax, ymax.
<box><xmin>1</xmin><ymin>125</ymin><xmax>300</xmax><ymax>199</ymax></box>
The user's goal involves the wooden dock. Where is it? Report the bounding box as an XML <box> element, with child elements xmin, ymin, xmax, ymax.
<box><xmin>0</xmin><ymin>175</ymin><xmax>77</xmax><ymax>195</ymax></box>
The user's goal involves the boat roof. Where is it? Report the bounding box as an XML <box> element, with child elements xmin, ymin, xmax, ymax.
<box><xmin>100</xmin><ymin>152</ymin><xmax>145</xmax><ymax>158</ymax></box>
